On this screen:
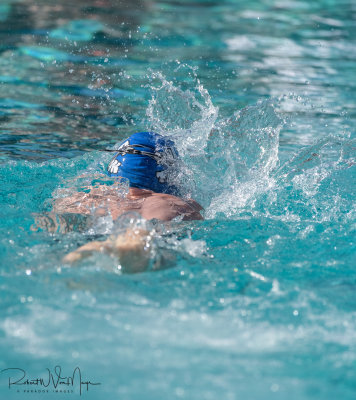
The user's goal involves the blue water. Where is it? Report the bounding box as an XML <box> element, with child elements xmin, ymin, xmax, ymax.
<box><xmin>0</xmin><ymin>0</ymin><xmax>355</xmax><ymax>399</ymax></box>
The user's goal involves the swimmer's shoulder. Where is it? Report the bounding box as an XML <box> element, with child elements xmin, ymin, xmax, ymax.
<box><xmin>141</xmin><ymin>193</ymin><xmax>204</xmax><ymax>221</ymax></box>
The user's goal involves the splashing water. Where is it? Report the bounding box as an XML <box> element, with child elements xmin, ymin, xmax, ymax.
<box><xmin>145</xmin><ymin>71</ymin><xmax>354</xmax><ymax>230</ymax></box>
<box><xmin>0</xmin><ymin>0</ymin><xmax>356</xmax><ymax>400</ymax></box>
<box><xmin>146</xmin><ymin>70</ymin><xmax>281</xmax><ymax>215</ymax></box>
<box><xmin>146</xmin><ymin>68</ymin><xmax>219</xmax><ymax>150</ymax></box>
<box><xmin>1</xmin><ymin>1</ymin><xmax>356</xmax><ymax>399</ymax></box>
<box><xmin>0</xmin><ymin>71</ymin><xmax>355</xmax><ymax>400</ymax></box>
<box><xmin>1</xmin><ymin>69</ymin><xmax>353</xmax><ymax>265</ymax></box>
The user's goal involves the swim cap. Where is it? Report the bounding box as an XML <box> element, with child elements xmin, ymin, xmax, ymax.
<box><xmin>107</xmin><ymin>132</ymin><xmax>180</xmax><ymax>195</ymax></box>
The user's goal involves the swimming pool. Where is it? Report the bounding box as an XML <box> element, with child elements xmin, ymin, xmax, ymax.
<box><xmin>0</xmin><ymin>0</ymin><xmax>355</xmax><ymax>399</ymax></box>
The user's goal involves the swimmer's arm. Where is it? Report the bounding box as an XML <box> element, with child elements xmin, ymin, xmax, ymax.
<box><xmin>111</xmin><ymin>229</ymin><xmax>176</xmax><ymax>272</ymax></box>
<box><xmin>63</xmin><ymin>240</ymin><xmax>111</xmax><ymax>263</ymax></box>
<box><xmin>112</xmin><ymin>229</ymin><xmax>151</xmax><ymax>273</ymax></box>
<box><xmin>182</xmin><ymin>200</ymin><xmax>204</xmax><ymax>221</ymax></box>
<box><xmin>53</xmin><ymin>186</ymin><xmax>117</xmax><ymax>216</ymax></box>
<box><xmin>141</xmin><ymin>196</ymin><xmax>204</xmax><ymax>221</ymax></box>
<box><xmin>53</xmin><ymin>192</ymin><xmax>91</xmax><ymax>215</ymax></box>
<box><xmin>63</xmin><ymin>229</ymin><xmax>151</xmax><ymax>273</ymax></box>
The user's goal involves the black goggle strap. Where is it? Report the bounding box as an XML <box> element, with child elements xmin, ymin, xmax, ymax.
<box><xmin>103</xmin><ymin>144</ymin><xmax>163</xmax><ymax>162</ymax></box>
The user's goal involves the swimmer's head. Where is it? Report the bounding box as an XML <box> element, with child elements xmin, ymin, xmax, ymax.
<box><xmin>107</xmin><ymin>132</ymin><xmax>180</xmax><ymax>195</ymax></box>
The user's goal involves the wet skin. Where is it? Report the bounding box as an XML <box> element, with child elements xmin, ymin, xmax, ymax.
<box><xmin>54</xmin><ymin>186</ymin><xmax>203</xmax><ymax>271</ymax></box>
<box><xmin>53</xmin><ymin>186</ymin><xmax>204</xmax><ymax>222</ymax></box>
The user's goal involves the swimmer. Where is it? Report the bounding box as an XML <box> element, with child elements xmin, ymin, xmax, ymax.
<box><xmin>58</xmin><ymin>132</ymin><xmax>203</xmax><ymax>271</ymax></box>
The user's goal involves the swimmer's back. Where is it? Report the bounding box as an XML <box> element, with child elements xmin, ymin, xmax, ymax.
<box><xmin>140</xmin><ymin>193</ymin><xmax>203</xmax><ymax>221</ymax></box>
<box><xmin>53</xmin><ymin>187</ymin><xmax>203</xmax><ymax>222</ymax></box>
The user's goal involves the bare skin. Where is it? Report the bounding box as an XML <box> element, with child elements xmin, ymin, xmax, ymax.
<box><xmin>63</xmin><ymin>228</ymin><xmax>153</xmax><ymax>273</ymax></box>
<box><xmin>58</xmin><ymin>186</ymin><xmax>203</xmax><ymax>271</ymax></box>
<box><xmin>54</xmin><ymin>187</ymin><xmax>203</xmax><ymax>222</ymax></box>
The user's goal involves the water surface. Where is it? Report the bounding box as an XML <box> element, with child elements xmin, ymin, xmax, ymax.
<box><xmin>0</xmin><ymin>0</ymin><xmax>355</xmax><ymax>399</ymax></box>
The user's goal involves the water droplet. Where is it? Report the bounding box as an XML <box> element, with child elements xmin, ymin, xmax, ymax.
<box><xmin>270</xmin><ymin>384</ymin><xmax>279</xmax><ymax>392</ymax></box>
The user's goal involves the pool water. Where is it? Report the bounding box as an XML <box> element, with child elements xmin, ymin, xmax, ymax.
<box><xmin>0</xmin><ymin>0</ymin><xmax>355</xmax><ymax>399</ymax></box>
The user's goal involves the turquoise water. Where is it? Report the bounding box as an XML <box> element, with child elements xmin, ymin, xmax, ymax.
<box><xmin>0</xmin><ymin>0</ymin><xmax>355</xmax><ymax>399</ymax></box>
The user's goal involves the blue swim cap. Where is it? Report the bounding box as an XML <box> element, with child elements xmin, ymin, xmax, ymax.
<box><xmin>107</xmin><ymin>132</ymin><xmax>180</xmax><ymax>195</ymax></box>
